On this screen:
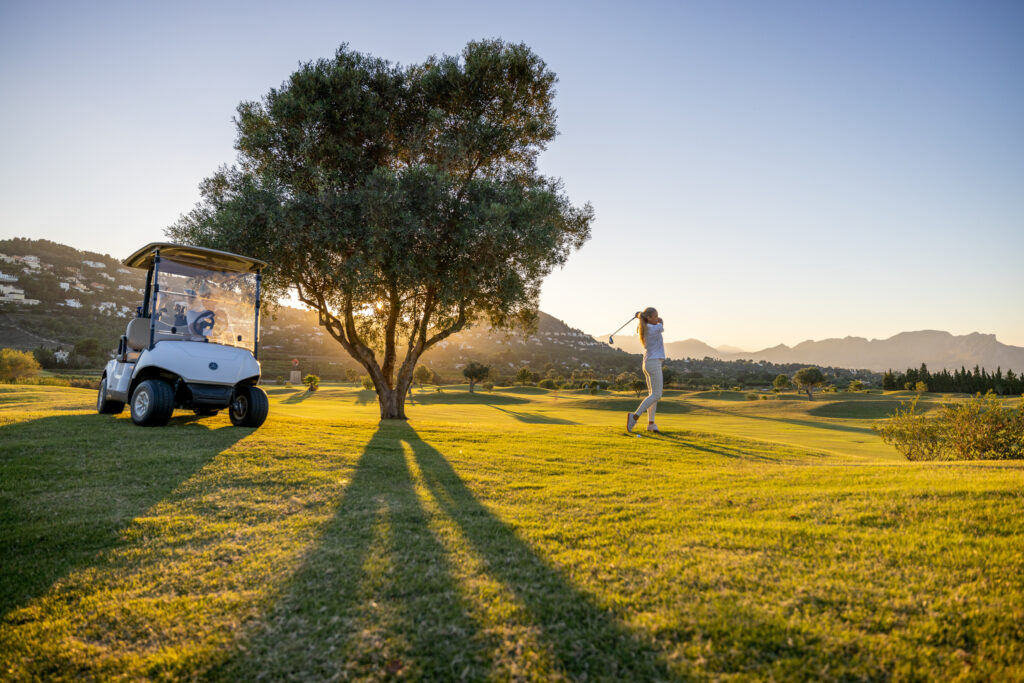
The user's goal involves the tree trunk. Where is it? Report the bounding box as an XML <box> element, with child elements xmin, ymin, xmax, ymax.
<box><xmin>468</xmin><ymin>380</ymin><xmax>475</xmax><ymax>393</ymax></box>
<box><xmin>378</xmin><ymin>385</ymin><xmax>408</xmax><ymax>420</ymax></box>
<box><xmin>806</xmin><ymin>388</ymin><xmax>813</xmax><ymax>401</ymax></box>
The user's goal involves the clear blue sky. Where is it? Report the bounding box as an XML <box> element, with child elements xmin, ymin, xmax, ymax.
<box><xmin>2</xmin><ymin>0</ymin><xmax>1022</xmax><ymax>349</ymax></box>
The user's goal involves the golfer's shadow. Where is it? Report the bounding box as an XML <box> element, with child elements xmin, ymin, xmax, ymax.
<box><xmin>214</xmin><ymin>423</ymin><xmax>667</xmax><ymax>680</ymax></box>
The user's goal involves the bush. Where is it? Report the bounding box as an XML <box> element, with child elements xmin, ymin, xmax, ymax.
<box><xmin>482</xmin><ymin>381</ymin><xmax>494</xmax><ymax>392</ymax></box>
<box><xmin>874</xmin><ymin>393</ymin><xmax>1024</xmax><ymax>460</ymax></box>
<box><xmin>745</xmin><ymin>392</ymin><xmax>759</xmax><ymax>401</ymax></box>
<box><xmin>538</xmin><ymin>378</ymin><xmax>557</xmax><ymax>390</ymax></box>
<box><xmin>0</xmin><ymin>348</ymin><xmax>41</xmax><ymax>383</ymax></box>
<box><xmin>303</xmin><ymin>374</ymin><xmax>320</xmax><ymax>391</ymax></box>
<box><xmin>361</xmin><ymin>376</ymin><xmax>375</xmax><ymax>391</ymax></box>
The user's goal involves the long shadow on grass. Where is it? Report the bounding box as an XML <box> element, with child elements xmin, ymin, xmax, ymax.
<box><xmin>568</xmin><ymin>397</ymin><xmax>693</xmax><ymax>414</ymax></box>
<box><xmin>215</xmin><ymin>423</ymin><xmax>668</xmax><ymax>680</ymax></box>
<box><xmin>210</xmin><ymin>423</ymin><xmax>498</xmax><ymax>680</ymax></box>
<box><xmin>0</xmin><ymin>413</ymin><xmax>244</xmax><ymax>617</ymax></box>
<box><xmin>280</xmin><ymin>389</ymin><xmax>315</xmax><ymax>404</ymax></box>
<box><xmin>697</xmin><ymin>404</ymin><xmax>875</xmax><ymax>435</ymax></box>
<box><xmin>651</xmin><ymin>431</ymin><xmax>824</xmax><ymax>462</ymax></box>
<box><xmin>489</xmin><ymin>404</ymin><xmax>579</xmax><ymax>425</ymax></box>
<box><xmin>405</xmin><ymin>424</ymin><xmax>669</xmax><ymax>679</ymax></box>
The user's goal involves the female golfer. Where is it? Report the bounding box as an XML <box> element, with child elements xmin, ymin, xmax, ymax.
<box><xmin>626</xmin><ymin>307</ymin><xmax>665</xmax><ymax>433</ymax></box>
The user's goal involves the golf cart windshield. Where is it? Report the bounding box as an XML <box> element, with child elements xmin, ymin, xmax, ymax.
<box><xmin>151</xmin><ymin>260</ymin><xmax>259</xmax><ymax>352</ymax></box>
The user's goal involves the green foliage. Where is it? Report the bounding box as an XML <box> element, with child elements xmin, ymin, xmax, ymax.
<box><xmin>413</xmin><ymin>365</ymin><xmax>433</xmax><ymax>387</ymax></box>
<box><xmin>463</xmin><ymin>361</ymin><xmax>490</xmax><ymax>393</ymax></box>
<box><xmin>773</xmin><ymin>374</ymin><xmax>791</xmax><ymax>391</ymax></box>
<box><xmin>874</xmin><ymin>393</ymin><xmax>1024</xmax><ymax>460</ymax></box>
<box><xmin>914</xmin><ymin>380</ymin><xmax>928</xmax><ymax>393</ymax></box>
<box><xmin>361</xmin><ymin>376</ymin><xmax>375</xmax><ymax>391</ymax></box>
<box><xmin>537</xmin><ymin>378</ymin><xmax>557</xmax><ymax>390</ymax></box>
<box><xmin>0</xmin><ymin>348</ymin><xmax>41</xmax><ymax>382</ymax></box>
<box><xmin>793</xmin><ymin>367</ymin><xmax>826</xmax><ymax>400</ymax></box>
<box><xmin>515</xmin><ymin>367</ymin><xmax>533</xmax><ymax>385</ymax></box>
<box><xmin>631</xmin><ymin>378</ymin><xmax>646</xmax><ymax>398</ymax></box>
<box><xmin>940</xmin><ymin>393</ymin><xmax>1024</xmax><ymax>460</ymax></box>
<box><xmin>303</xmin><ymin>374</ymin><xmax>320</xmax><ymax>391</ymax></box>
<box><xmin>847</xmin><ymin>379</ymin><xmax>864</xmax><ymax>392</ymax></box>
<box><xmin>167</xmin><ymin>40</ymin><xmax>593</xmax><ymax>419</ymax></box>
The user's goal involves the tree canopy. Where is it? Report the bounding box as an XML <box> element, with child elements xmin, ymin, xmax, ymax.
<box><xmin>168</xmin><ymin>40</ymin><xmax>593</xmax><ymax>418</ymax></box>
<box><xmin>463</xmin><ymin>361</ymin><xmax>490</xmax><ymax>393</ymax></box>
<box><xmin>793</xmin><ymin>367</ymin><xmax>826</xmax><ymax>400</ymax></box>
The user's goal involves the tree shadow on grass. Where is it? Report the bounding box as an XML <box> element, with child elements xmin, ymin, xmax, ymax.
<box><xmin>697</xmin><ymin>404</ymin><xmax>876</xmax><ymax>436</ymax></box>
<box><xmin>404</xmin><ymin>424</ymin><xmax>669</xmax><ymax>679</ymax></box>
<box><xmin>650</xmin><ymin>431</ymin><xmax>824</xmax><ymax>463</ymax></box>
<box><xmin>567</xmin><ymin>397</ymin><xmax>694</xmax><ymax>414</ymax></box>
<box><xmin>280</xmin><ymin>389</ymin><xmax>315</xmax><ymax>404</ymax></box>
<box><xmin>214</xmin><ymin>423</ymin><xmax>668</xmax><ymax>680</ymax></box>
<box><xmin>489</xmin><ymin>404</ymin><xmax>579</xmax><ymax>425</ymax></box>
<box><xmin>0</xmin><ymin>413</ymin><xmax>245</xmax><ymax>617</ymax></box>
<box><xmin>410</xmin><ymin>391</ymin><xmax>530</xmax><ymax>406</ymax></box>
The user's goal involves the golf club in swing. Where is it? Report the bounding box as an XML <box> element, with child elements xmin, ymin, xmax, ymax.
<box><xmin>608</xmin><ymin>312</ymin><xmax>641</xmax><ymax>345</ymax></box>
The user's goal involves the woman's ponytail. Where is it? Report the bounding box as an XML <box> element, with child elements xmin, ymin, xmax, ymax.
<box><xmin>637</xmin><ymin>307</ymin><xmax>657</xmax><ymax>347</ymax></box>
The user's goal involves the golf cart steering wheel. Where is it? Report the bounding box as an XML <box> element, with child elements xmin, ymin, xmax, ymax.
<box><xmin>190</xmin><ymin>310</ymin><xmax>215</xmax><ymax>338</ymax></box>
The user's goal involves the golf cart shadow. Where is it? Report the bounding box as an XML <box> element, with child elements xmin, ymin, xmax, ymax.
<box><xmin>0</xmin><ymin>412</ymin><xmax>245</xmax><ymax>618</ymax></box>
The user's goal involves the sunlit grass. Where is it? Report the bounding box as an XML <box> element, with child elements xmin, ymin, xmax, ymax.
<box><xmin>1</xmin><ymin>385</ymin><xmax>1022</xmax><ymax>680</ymax></box>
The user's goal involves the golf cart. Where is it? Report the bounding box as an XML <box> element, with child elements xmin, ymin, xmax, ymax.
<box><xmin>96</xmin><ymin>243</ymin><xmax>269</xmax><ymax>428</ymax></box>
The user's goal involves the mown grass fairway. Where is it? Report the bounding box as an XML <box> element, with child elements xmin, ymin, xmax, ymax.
<box><xmin>1</xmin><ymin>384</ymin><xmax>1022</xmax><ymax>680</ymax></box>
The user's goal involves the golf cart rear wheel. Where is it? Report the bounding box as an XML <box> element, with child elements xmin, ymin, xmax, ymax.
<box><xmin>230</xmin><ymin>385</ymin><xmax>268</xmax><ymax>428</ymax></box>
<box><xmin>130</xmin><ymin>379</ymin><xmax>175</xmax><ymax>426</ymax></box>
<box><xmin>97</xmin><ymin>377</ymin><xmax>125</xmax><ymax>415</ymax></box>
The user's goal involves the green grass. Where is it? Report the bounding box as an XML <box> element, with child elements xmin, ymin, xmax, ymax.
<box><xmin>1</xmin><ymin>384</ymin><xmax>1022</xmax><ymax>680</ymax></box>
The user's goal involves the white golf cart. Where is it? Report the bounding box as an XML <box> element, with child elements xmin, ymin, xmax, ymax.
<box><xmin>97</xmin><ymin>243</ymin><xmax>269</xmax><ymax>428</ymax></box>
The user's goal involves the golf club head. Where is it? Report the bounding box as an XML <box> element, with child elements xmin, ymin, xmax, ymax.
<box><xmin>608</xmin><ymin>335</ymin><xmax>614</xmax><ymax>345</ymax></box>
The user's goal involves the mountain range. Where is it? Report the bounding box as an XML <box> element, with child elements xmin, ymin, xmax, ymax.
<box><xmin>2</xmin><ymin>237</ymin><xmax>1020</xmax><ymax>376</ymax></box>
<box><xmin>598</xmin><ymin>331</ymin><xmax>1024</xmax><ymax>373</ymax></box>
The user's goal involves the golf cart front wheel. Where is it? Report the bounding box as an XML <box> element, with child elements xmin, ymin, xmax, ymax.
<box><xmin>97</xmin><ymin>377</ymin><xmax>125</xmax><ymax>415</ymax></box>
<box><xmin>130</xmin><ymin>379</ymin><xmax>175</xmax><ymax>426</ymax></box>
<box><xmin>230</xmin><ymin>385</ymin><xmax>268</xmax><ymax>428</ymax></box>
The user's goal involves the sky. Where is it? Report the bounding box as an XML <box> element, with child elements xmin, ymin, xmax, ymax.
<box><xmin>1</xmin><ymin>0</ymin><xmax>1022</xmax><ymax>350</ymax></box>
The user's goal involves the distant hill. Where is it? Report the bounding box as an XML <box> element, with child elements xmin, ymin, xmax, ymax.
<box><xmin>739</xmin><ymin>331</ymin><xmax>1024</xmax><ymax>373</ymax></box>
<box><xmin>600</xmin><ymin>333</ymin><xmax>721</xmax><ymax>360</ymax></box>
<box><xmin>593</xmin><ymin>329</ymin><xmax>1024</xmax><ymax>373</ymax></box>
<box><xmin>0</xmin><ymin>238</ymin><xmax>639</xmax><ymax>379</ymax></box>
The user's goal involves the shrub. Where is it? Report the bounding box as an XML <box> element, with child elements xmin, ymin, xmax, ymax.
<box><xmin>0</xmin><ymin>348</ymin><xmax>41</xmax><ymax>383</ymax></box>
<box><xmin>361</xmin><ymin>376</ymin><xmax>375</xmax><ymax>390</ymax></box>
<box><xmin>538</xmin><ymin>378</ymin><xmax>557</xmax><ymax>390</ymax></box>
<box><xmin>303</xmin><ymin>374</ymin><xmax>320</xmax><ymax>391</ymax></box>
<box><xmin>482</xmin><ymin>381</ymin><xmax>494</xmax><ymax>392</ymax></box>
<box><xmin>874</xmin><ymin>393</ymin><xmax>1024</xmax><ymax>460</ymax></box>
<box><xmin>745</xmin><ymin>392</ymin><xmax>759</xmax><ymax>401</ymax></box>
<box><xmin>940</xmin><ymin>393</ymin><xmax>1024</xmax><ymax>460</ymax></box>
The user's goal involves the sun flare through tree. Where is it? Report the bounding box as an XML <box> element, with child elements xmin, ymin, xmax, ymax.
<box><xmin>168</xmin><ymin>40</ymin><xmax>593</xmax><ymax>419</ymax></box>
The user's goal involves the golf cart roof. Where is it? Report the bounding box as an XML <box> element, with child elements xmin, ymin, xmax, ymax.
<box><xmin>123</xmin><ymin>243</ymin><xmax>267</xmax><ymax>273</ymax></box>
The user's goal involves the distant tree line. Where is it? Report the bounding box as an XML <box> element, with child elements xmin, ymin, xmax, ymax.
<box><xmin>881</xmin><ymin>364</ymin><xmax>1024</xmax><ymax>395</ymax></box>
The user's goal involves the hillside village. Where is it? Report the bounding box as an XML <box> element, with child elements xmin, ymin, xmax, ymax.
<box><xmin>0</xmin><ymin>238</ymin><xmax>880</xmax><ymax>388</ymax></box>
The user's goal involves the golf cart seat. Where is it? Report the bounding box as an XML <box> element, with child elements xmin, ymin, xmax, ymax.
<box><xmin>118</xmin><ymin>317</ymin><xmax>150</xmax><ymax>362</ymax></box>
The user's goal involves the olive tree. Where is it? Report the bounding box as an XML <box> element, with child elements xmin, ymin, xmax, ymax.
<box><xmin>793</xmin><ymin>367</ymin><xmax>826</xmax><ymax>401</ymax></box>
<box><xmin>463</xmin><ymin>361</ymin><xmax>490</xmax><ymax>393</ymax></box>
<box><xmin>168</xmin><ymin>41</ymin><xmax>593</xmax><ymax>419</ymax></box>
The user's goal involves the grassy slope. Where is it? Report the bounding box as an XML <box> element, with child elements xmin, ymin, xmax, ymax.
<box><xmin>0</xmin><ymin>385</ymin><xmax>1022</xmax><ymax>680</ymax></box>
